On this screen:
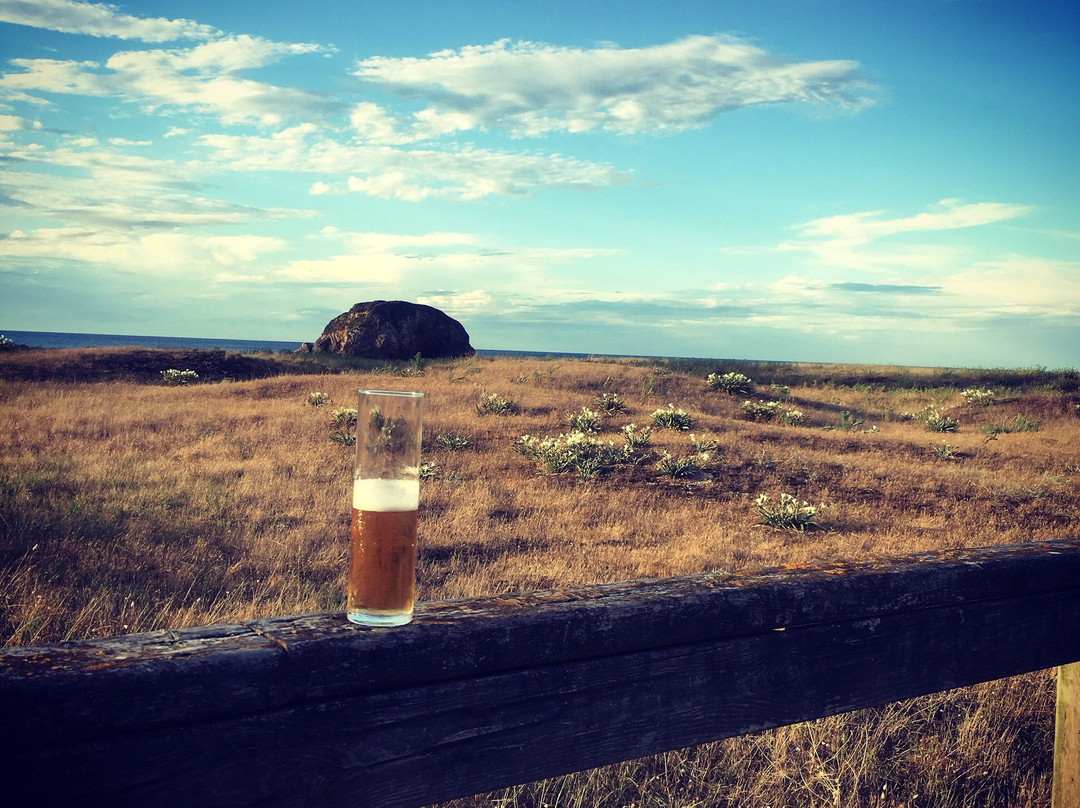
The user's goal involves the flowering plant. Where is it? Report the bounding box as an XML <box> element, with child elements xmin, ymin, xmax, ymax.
<box><xmin>514</xmin><ymin>431</ymin><xmax>624</xmax><ymax>480</ymax></box>
<box><xmin>651</xmin><ymin>404</ymin><xmax>692</xmax><ymax>430</ymax></box>
<box><xmin>706</xmin><ymin>371</ymin><xmax>753</xmax><ymax>395</ymax></box>
<box><xmin>755</xmin><ymin>493</ymin><xmax>821</xmax><ymax>531</ymax></box>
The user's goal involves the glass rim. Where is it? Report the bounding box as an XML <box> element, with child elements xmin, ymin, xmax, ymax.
<box><xmin>357</xmin><ymin>389</ymin><xmax>424</xmax><ymax>398</ymax></box>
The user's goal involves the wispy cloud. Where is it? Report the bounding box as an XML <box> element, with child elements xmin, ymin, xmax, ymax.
<box><xmin>277</xmin><ymin>229</ymin><xmax>620</xmax><ymax>285</ymax></box>
<box><xmin>779</xmin><ymin>199</ymin><xmax>1030</xmax><ymax>271</ymax></box>
<box><xmin>944</xmin><ymin>255</ymin><xmax>1080</xmax><ymax>319</ymax></box>
<box><xmin>704</xmin><ymin>200</ymin><xmax>1077</xmax><ymax>340</ymax></box>
<box><xmin>352</xmin><ymin>35</ymin><xmax>875</xmax><ymax>139</ymax></box>
<box><xmin>828</xmin><ymin>282</ymin><xmax>943</xmax><ymax>295</ymax></box>
<box><xmin>0</xmin><ymin>0</ymin><xmax>218</xmax><ymax>42</ymax></box>
<box><xmin>198</xmin><ymin>127</ymin><xmax>630</xmax><ymax>200</ymax></box>
<box><xmin>0</xmin><ymin>227</ymin><xmax>285</xmax><ymax>274</ymax></box>
<box><xmin>1</xmin><ymin>35</ymin><xmax>334</xmax><ymax>126</ymax></box>
<box><xmin>796</xmin><ymin>199</ymin><xmax>1028</xmax><ymax>243</ymax></box>
<box><xmin>1</xmin><ymin>133</ymin><xmax>313</xmax><ymax>229</ymax></box>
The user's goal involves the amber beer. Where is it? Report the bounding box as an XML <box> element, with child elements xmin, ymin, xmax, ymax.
<box><xmin>347</xmin><ymin>389</ymin><xmax>423</xmax><ymax>627</ymax></box>
<box><xmin>348</xmin><ymin>479</ymin><xmax>418</xmax><ymax>624</ymax></box>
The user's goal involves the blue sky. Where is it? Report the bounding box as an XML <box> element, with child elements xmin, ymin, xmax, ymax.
<box><xmin>1</xmin><ymin>0</ymin><xmax>1077</xmax><ymax>368</ymax></box>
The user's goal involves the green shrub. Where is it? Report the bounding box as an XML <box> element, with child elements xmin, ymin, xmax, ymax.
<box><xmin>327</xmin><ymin>406</ymin><xmax>357</xmax><ymax>446</ymax></box>
<box><xmin>931</xmin><ymin>441</ymin><xmax>961</xmax><ymax>460</ymax></box>
<box><xmin>739</xmin><ymin>400</ymin><xmax>806</xmax><ymax>426</ymax></box>
<box><xmin>330</xmin><ymin>407</ymin><xmax>357</xmax><ymax>429</ymax></box>
<box><xmin>651</xmin><ymin>404</ymin><xmax>692</xmax><ymax>430</ymax></box>
<box><xmin>436</xmin><ymin>433</ymin><xmax>472</xmax><ymax>451</ymax></box>
<box><xmin>778</xmin><ymin>408</ymin><xmax>806</xmax><ymax>426</ymax></box>
<box><xmin>689</xmin><ymin>433</ymin><xmax>720</xmax><ymax>453</ymax></box>
<box><xmin>620</xmin><ymin>423</ymin><xmax>652</xmax><ymax>452</ymax></box>
<box><xmin>961</xmin><ymin>387</ymin><xmax>995</xmax><ymax>406</ymax></box>
<box><xmin>1009</xmin><ymin>413</ymin><xmax>1040</xmax><ymax>432</ymax></box>
<box><xmin>655</xmin><ymin>452</ymin><xmax>705</xmax><ymax>479</ymax></box>
<box><xmin>754</xmin><ymin>493</ymin><xmax>821</xmax><ymax>531</ymax></box>
<box><xmin>923</xmin><ymin>410</ymin><xmax>959</xmax><ymax>433</ymax></box>
<box><xmin>594</xmin><ymin>392</ymin><xmax>626</xmax><ymax>414</ymax></box>
<box><xmin>824</xmin><ymin>410</ymin><xmax>865</xmax><ymax>432</ymax></box>
<box><xmin>161</xmin><ymin>368</ymin><xmax>199</xmax><ymax>386</ymax></box>
<box><xmin>706</xmin><ymin>371</ymin><xmax>754</xmax><ymax>395</ymax></box>
<box><xmin>980</xmin><ymin>413</ymin><xmax>1040</xmax><ymax>440</ymax></box>
<box><xmin>307</xmin><ymin>391</ymin><xmax>331</xmax><ymax>407</ymax></box>
<box><xmin>329</xmin><ymin>430</ymin><xmax>356</xmax><ymax>446</ymax></box>
<box><xmin>739</xmin><ymin>400</ymin><xmax>781</xmax><ymax>422</ymax></box>
<box><xmin>567</xmin><ymin>406</ymin><xmax>602</xmax><ymax>433</ymax></box>
<box><xmin>514</xmin><ymin>431</ymin><xmax>624</xmax><ymax>480</ymax></box>
<box><xmin>476</xmin><ymin>393</ymin><xmax>517</xmax><ymax>416</ymax></box>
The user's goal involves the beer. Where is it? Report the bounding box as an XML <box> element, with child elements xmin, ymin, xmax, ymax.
<box><xmin>348</xmin><ymin>389</ymin><xmax>423</xmax><ymax>627</ymax></box>
<box><xmin>347</xmin><ymin>478</ymin><xmax>419</xmax><ymax>625</ymax></box>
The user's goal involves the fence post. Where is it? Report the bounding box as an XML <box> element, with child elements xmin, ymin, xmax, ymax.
<box><xmin>1054</xmin><ymin>662</ymin><xmax>1080</xmax><ymax>808</ymax></box>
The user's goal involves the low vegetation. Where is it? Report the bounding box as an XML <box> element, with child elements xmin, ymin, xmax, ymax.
<box><xmin>2</xmin><ymin>347</ymin><xmax>1079</xmax><ymax>807</ymax></box>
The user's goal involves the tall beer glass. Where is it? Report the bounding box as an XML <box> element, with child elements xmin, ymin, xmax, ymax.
<box><xmin>348</xmin><ymin>389</ymin><xmax>424</xmax><ymax>626</ymax></box>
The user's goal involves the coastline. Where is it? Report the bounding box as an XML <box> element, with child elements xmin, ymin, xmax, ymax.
<box><xmin>0</xmin><ymin>329</ymin><xmax>303</xmax><ymax>353</ymax></box>
<box><xmin>0</xmin><ymin>329</ymin><xmax>648</xmax><ymax>363</ymax></box>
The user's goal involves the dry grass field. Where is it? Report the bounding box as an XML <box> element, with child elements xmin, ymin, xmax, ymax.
<box><xmin>2</xmin><ymin>347</ymin><xmax>1079</xmax><ymax>806</ymax></box>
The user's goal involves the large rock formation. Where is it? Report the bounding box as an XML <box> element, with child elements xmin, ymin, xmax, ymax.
<box><xmin>311</xmin><ymin>300</ymin><xmax>474</xmax><ymax>360</ymax></box>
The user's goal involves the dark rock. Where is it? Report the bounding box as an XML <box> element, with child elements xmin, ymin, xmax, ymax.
<box><xmin>296</xmin><ymin>342</ymin><xmax>314</xmax><ymax>353</ymax></box>
<box><xmin>313</xmin><ymin>301</ymin><xmax>474</xmax><ymax>360</ymax></box>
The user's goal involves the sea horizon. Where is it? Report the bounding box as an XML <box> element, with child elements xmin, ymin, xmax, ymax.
<box><xmin>8</xmin><ymin>329</ymin><xmax>1071</xmax><ymax>372</ymax></box>
<box><xmin>0</xmin><ymin>328</ymin><xmax>634</xmax><ymax>362</ymax></box>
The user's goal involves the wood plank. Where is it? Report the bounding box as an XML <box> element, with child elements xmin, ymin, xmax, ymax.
<box><xmin>0</xmin><ymin>621</ymin><xmax>290</xmax><ymax>744</ymax></box>
<box><xmin>1055</xmin><ymin>662</ymin><xmax>1080</xmax><ymax>808</ymax></box>
<box><xmin>4</xmin><ymin>566</ymin><xmax>1080</xmax><ymax>806</ymax></box>
<box><xmin>5</xmin><ymin>538</ymin><xmax>1079</xmax><ymax>749</ymax></box>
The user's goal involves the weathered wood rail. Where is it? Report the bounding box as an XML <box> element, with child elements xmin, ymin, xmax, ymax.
<box><xmin>3</xmin><ymin>539</ymin><xmax>1079</xmax><ymax>807</ymax></box>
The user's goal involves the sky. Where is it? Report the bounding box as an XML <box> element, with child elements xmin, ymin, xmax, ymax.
<box><xmin>1</xmin><ymin>0</ymin><xmax>1078</xmax><ymax>368</ymax></box>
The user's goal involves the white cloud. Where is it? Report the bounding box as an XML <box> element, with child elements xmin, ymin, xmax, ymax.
<box><xmin>797</xmin><ymin>199</ymin><xmax>1029</xmax><ymax>243</ymax></box>
<box><xmin>339</xmin><ymin>232</ymin><xmax>479</xmax><ymax>252</ymax></box>
<box><xmin>680</xmin><ymin>247</ymin><xmax>1080</xmax><ymax>341</ymax></box>
<box><xmin>0</xmin><ymin>113</ymin><xmax>42</xmax><ymax>130</ymax></box>
<box><xmin>1</xmin><ymin>151</ymin><xmax>301</xmax><ymax>231</ymax></box>
<box><xmin>416</xmin><ymin>290</ymin><xmax>493</xmax><ymax>317</ymax></box>
<box><xmin>3</xmin><ymin>58</ymin><xmax>110</xmax><ymax>97</ymax></box>
<box><xmin>350</xmin><ymin>102</ymin><xmax>407</xmax><ymax>144</ymax></box>
<box><xmin>780</xmin><ymin>199</ymin><xmax>1030</xmax><ymax>271</ymax></box>
<box><xmin>197</xmin><ymin>127</ymin><xmax>630</xmax><ymax>200</ymax></box>
<box><xmin>346</xmin><ymin>171</ymin><xmax>433</xmax><ymax>202</ymax></box>
<box><xmin>276</xmin><ymin>230</ymin><xmax>619</xmax><ymax>285</ymax></box>
<box><xmin>0</xmin><ymin>0</ymin><xmax>218</xmax><ymax>42</ymax></box>
<box><xmin>0</xmin><ymin>226</ymin><xmax>285</xmax><ymax>274</ymax></box>
<box><xmin>353</xmin><ymin>35</ymin><xmax>875</xmax><ymax>138</ymax></box>
<box><xmin>1</xmin><ymin>35</ymin><xmax>334</xmax><ymax>127</ymax></box>
<box><xmin>943</xmin><ymin>255</ymin><xmax>1080</xmax><ymax>318</ymax></box>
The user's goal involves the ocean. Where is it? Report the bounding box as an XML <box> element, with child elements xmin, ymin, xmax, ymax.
<box><xmin>0</xmin><ymin>329</ymin><xmax>616</xmax><ymax>362</ymax></box>
<box><xmin>1</xmin><ymin>330</ymin><xmax>303</xmax><ymax>353</ymax></box>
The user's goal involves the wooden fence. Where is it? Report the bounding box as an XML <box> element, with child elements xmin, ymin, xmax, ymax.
<box><xmin>3</xmin><ymin>538</ymin><xmax>1079</xmax><ymax>807</ymax></box>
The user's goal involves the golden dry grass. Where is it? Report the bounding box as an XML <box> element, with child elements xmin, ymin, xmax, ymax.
<box><xmin>2</xmin><ymin>350</ymin><xmax>1079</xmax><ymax>806</ymax></box>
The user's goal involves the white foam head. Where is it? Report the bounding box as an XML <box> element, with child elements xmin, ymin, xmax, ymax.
<box><xmin>353</xmin><ymin>478</ymin><xmax>419</xmax><ymax>511</ymax></box>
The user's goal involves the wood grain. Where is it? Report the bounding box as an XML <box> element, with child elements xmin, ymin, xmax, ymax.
<box><xmin>2</xmin><ymin>539</ymin><xmax>1079</xmax><ymax>807</ymax></box>
<box><xmin>1055</xmin><ymin>662</ymin><xmax>1080</xmax><ymax>808</ymax></box>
